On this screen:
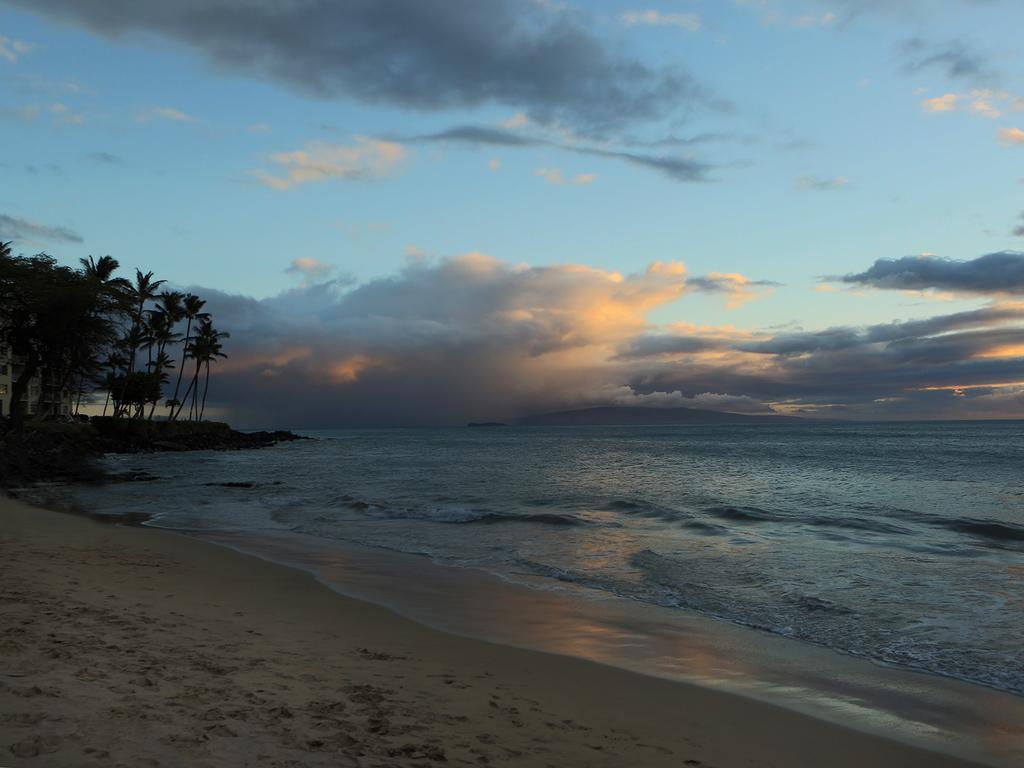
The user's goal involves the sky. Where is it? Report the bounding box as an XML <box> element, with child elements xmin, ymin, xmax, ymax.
<box><xmin>1</xmin><ymin>0</ymin><xmax>1023</xmax><ymax>427</ymax></box>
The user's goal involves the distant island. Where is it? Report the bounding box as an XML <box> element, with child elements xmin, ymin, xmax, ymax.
<box><xmin>467</xmin><ymin>422</ymin><xmax>509</xmax><ymax>428</ymax></box>
<box><xmin>515</xmin><ymin>406</ymin><xmax>804</xmax><ymax>427</ymax></box>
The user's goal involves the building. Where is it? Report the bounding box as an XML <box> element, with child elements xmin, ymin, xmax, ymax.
<box><xmin>0</xmin><ymin>343</ymin><xmax>74</xmax><ymax>419</ymax></box>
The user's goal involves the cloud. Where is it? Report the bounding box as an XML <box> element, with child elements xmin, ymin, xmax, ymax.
<box><xmin>620</xmin><ymin>10</ymin><xmax>702</xmax><ymax>32</ymax></box>
<box><xmin>0</xmin><ymin>213</ymin><xmax>83</xmax><ymax>244</ymax></box>
<box><xmin>899</xmin><ymin>38</ymin><xmax>994</xmax><ymax>84</ymax></box>
<box><xmin>87</xmin><ymin>151</ymin><xmax>122</xmax><ymax>164</ymax></box>
<box><xmin>135</xmin><ymin>105</ymin><xmax>199</xmax><ymax>123</ymax></box>
<box><xmin>791</xmin><ymin>12</ymin><xmax>836</xmax><ymax>28</ymax></box>
<box><xmin>253</xmin><ymin>137</ymin><xmax>406</xmax><ymax>190</ymax></box>
<box><xmin>188</xmin><ymin>251</ymin><xmax>1024</xmax><ymax>426</ymax></box>
<box><xmin>629</xmin><ymin>306</ymin><xmax>1024</xmax><ymax>420</ymax></box>
<box><xmin>796</xmin><ymin>175</ymin><xmax>851</xmax><ymax>191</ymax></box>
<box><xmin>411</xmin><ymin>125</ymin><xmax>540</xmax><ymax>147</ymax></box>
<box><xmin>535</xmin><ymin>167</ymin><xmax>596</xmax><ymax>185</ymax></box>
<box><xmin>247</xmin><ymin>122</ymin><xmax>271</xmax><ymax>133</ymax></box>
<box><xmin>921</xmin><ymin>93</ymin><xmax>959</xmax><ymax>112</ymax></box>
<box><xmin>285</xmin><ymin>257</ymin><xmax>335</xmax><ymax>281</ymax></box>
<box><xmin>1014</xmin><ymin>213</ymin><xmax>1024</xmax><ymax>238</ymax></box>
<box><xmin>0</xmin><ymin>36</ymin><xmax>35</xmax><ymax>62</ymax></box>
<box><xmin>577</xmin><ymin>384</ymin><xmax>775</xmax><ymax>414</ymax></box>
<box><xmin>920</xmin><ymin>89</ymin><xmax>1020</xmax><ymax>119</ymax></box>
<box><xmin>48</xmin><ymin>101</ymin><xmax>84</xmax><ymax>125</ymax></box>
<box><xmin>404</xmin><ymin>124</ymin><xmax>716</xmax><ymax>182</ymax></box>
<box><xmin>192</xmin><ymin>253</ymin><xmax>690</xmax><ymax>426</ymax></box>
<box><xmin>999</xmin><ymin>127</ymin><xmax>1024</xmax><ymax>145</ymax></box>
<box><xmin>835</xmin><ymin>252</ymin><xmax>1024</xmax><ymax>295</ymax></box>
<box><xmin>742</xmin><ymin>1</ymin><xmax>1007</xmax><ymax>28</ymax></box>
<box><xmin>0</xmin><ymin>104</ymin><xmax>40</xmax><ymax>121</ymax></box>
<box><xmin>1</xmin><ymin>101</ymin><xmax>84</xmax><ymax>125</ymax></box>
<box><xmin>10</xmin><ymin>0</ymin><xmax>711</xmax><ymax>136</ymax></box>
<box><xmin>686</xmin><ymin>273</ymin><xmax>781</xmax><ymax>308</ymax></box>
<box><xmin>568</xmin><ymin>146</ymin><xmax>713</xmax><ymax>182</ymax></box>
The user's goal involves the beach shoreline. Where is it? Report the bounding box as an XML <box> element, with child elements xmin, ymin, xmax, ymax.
<box><xmin>0</xmin><ymin>494</ymin><xmax>1008</xmax><ymax>767</ymax></box>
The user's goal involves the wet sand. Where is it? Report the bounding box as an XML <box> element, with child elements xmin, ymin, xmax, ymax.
<box><xmin>0</xmin><ymin>495</ymin><xmax>992</xmax><ymax>767</ymax></box>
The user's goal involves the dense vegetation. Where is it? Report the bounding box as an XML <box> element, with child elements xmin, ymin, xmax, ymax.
<box><xmin>0</xmin><ymin>241</ymin><xmax>229</xmax><ymax>433</ymax></box>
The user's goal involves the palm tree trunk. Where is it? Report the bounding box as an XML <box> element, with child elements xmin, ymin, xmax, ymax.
<box><xmin>102</xmin><ymin>389</ymin><xmax>110</xmax><ymax>417</ymax></box>
<box><xmin>169</xmin><ymin>318</ymin><xmax>192</xmax><ymax>421</ymax></box>
<box><xmin>74</xmin><ymin>373</ymin><xmax>84</xmax><ymax>416</ymax></box>
<box><xmin>189</xmin><ymin>357</ymin><xmax>201</xmax><ymax>421</ymax></box>
<box><xmin>200</xmin><ymin>360</ymin><xmax>211</xmax><ymax>421</ymax></box>
<box><xmin>147</xmin><ymin>389</ymin><xmax>158</xmax><ymax>420</ymax></box>
<box><xmin>173</xmin><ymin>377</ymin><xmax>195</xmax><ymax>421</ymax></box>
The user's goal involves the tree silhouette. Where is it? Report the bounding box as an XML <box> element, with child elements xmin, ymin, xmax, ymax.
<box><xmin>1</xmin><ymin>248</ymin><xmax>229</xmax><ymax>427</ymax></box>
<box><xmin>169</xmin><ymin>294</ymin><xmax>208</xmax><ymax>421</ymax></box>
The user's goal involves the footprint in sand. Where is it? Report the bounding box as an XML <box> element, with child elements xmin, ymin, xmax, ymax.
<box><xmin>9</xmin><ymin>733</ymin><xmax>61</xmax><ymax>758</ymax></box>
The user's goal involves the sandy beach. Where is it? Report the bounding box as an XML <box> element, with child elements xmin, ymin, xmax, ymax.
<box><xmin>0</xmin><ymin>495</ymin><xmax>991</xmax><ymax>768</ymax></box>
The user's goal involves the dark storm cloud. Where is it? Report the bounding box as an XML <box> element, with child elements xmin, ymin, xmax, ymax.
<box><xmin>0</xmin><ymin>213</ymin><xmax>83</xmax><ymax>244</ymax></box>
<box><xmin>614</xmin><ymin>334</ymin><xmax>731</xmax><ymax>359</ymax></box>
<box><xmin>738</xmin><ymin>306</ymin><xmax>1024</xmax><ymax>354</ymax></box>
<box><xmin>184</xmin><ymin>254</ymin><xmax>691</xmax><ymax>427</ymax></box>
<box><xmin>176</xmin><ymin>253</ymin><xmax>1024</xmax><ymax>427</ymax></box>
<box><xmin>7</xmin><ymin>0</ymin><xmax>708</xmax><ymax>135</ymax></box>
<box><xmin>634</xmin><ymin>305</ymin><xmax>1024</xmax><ymax>413</ymax></box>
<box><xmin>835</xmin><ymin>252</ymin><xmax>1024</xmax><ymax>294</ymax></box>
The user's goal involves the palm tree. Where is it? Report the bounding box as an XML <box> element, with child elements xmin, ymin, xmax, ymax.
<box><xmin>99</xmin><ymin>352</ymin><xmax>127</xmax><ymax>417</ymax></box>
<box><xmin>72</xmin><ymin>256</ymin><xmax>133</xmax><ymax>416</ymax></box>
<box><xmin>110</xmin><ymin>269</ymin><xmax>165</xmax><ymax>418</ymax></box>
<box><xmin>79</xmin><ymin>255</ymin><xmax>130</xmax><ymax>288</ymax></box>
<box><xmin>173</xmin><ymin>320</ymin><xmax>228</xmax><ymax>421</ymax></box>
<box><xmin>197</xmin><ymin>324</ymin><xmax>229</xmax><ymax>421</ymax></box>
<box><xmin>125</xmin><ymin>270</ymin><xmax>166</xmax><ymax>370</ymax></box>
<box><xmin>146</xmin><ymin>350</ymin><xmax>176</xmax><ymax>419</ymax></box>
<box><xmin>169</xmin><ymin>294</ymin><xmax>208</xmax><ymax>420</ymax></box>
<box><xmin>145</xmin><ymin>312</ymin><xmax>181</xmax><ymax>419</ymax></box>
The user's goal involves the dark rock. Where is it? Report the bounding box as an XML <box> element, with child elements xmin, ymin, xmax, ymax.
<box><xmin>0</xmin><ymin>417</ymin><xmax>308</xmax><ymax>490</ymax></box>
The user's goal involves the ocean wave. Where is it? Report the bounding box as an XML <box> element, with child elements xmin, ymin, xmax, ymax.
<box><xmin>937</xmin><ymin>518</ymin><xmax>1024</xmax><ymax>545</ymax></box>
<box><xmin>706</xmin><ymin>505</ymin><xmax>921</xmax><ymax>537</ymax></box>
<box><xmin>680</xmin><ymin>520</ymin><xmax>731</xmax><ymax>535</ymax></box>
<box><xmin>602</xmin><ymin>497</ymin><xmax>691</xmax><ymax>521</ymax></box>
<box><xmin>338</xmin><ymin>496</ymin><xmax>585</xmax><ymax>526</ymax></box>
<box><xmin>882</xmin><ymin>506</ymin><xmax>1024</xmax><ymax>548</ymax></box>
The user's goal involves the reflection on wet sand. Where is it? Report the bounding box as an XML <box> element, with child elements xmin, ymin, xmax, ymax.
<box><xmin>198</xmin><ymin>528</ymin><xmax>1024</xmax><ymax>768</ymax></box>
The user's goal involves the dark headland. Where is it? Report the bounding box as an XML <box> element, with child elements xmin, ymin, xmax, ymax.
<box><xmin>516</xmin><ymin>406</ymin><xmax>805</xmax><ymax>427</ymax></box>
<box><xmin>0</xmin><ymin>418</ymin><xmax>304</xmax><ymax>489</ymax></box>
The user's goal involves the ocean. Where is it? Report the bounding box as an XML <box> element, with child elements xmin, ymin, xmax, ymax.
<box><xmin>71</xmin><ymin>421</ymin><xmax>1024</xmax><ymax>698</ymax></box>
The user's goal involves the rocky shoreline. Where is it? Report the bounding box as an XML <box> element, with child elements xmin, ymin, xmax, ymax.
<box><xmin>0</xmin><ymin>418</ymin><xmax>306</xmax><ymax>489</ymax></box>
